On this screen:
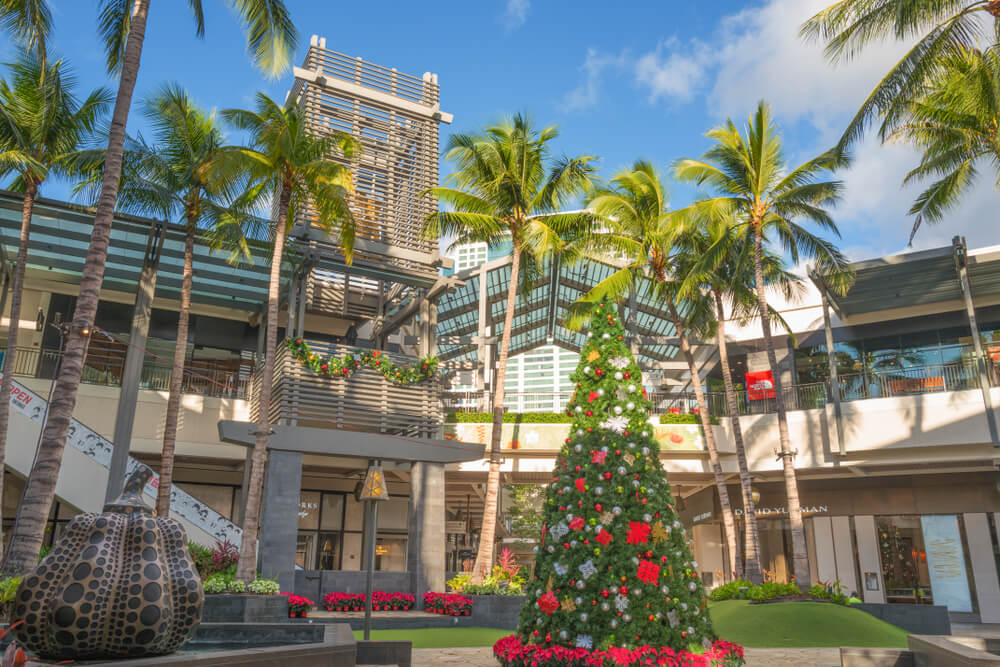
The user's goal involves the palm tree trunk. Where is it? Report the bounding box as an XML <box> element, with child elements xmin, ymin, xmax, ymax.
<box><xmin>668</xmin><ymin>302</ymin><xmax>741</xmax><ymax>582</ymax></box>
<box><xmin>236</xmin><ymin>185</ymin><xmax>290</xmax><ymax>581</ymax></box>
<box><xmin>752</xmin><ymin>221</ymin><xmax>809</xmax><ymax>586</ymax></box>
<box><xmin>470</xmin><ymin>244</ymin><xmax>521</xmax><ymax>583</ymax></box>
<box><xmin>713</xmin><ymin>289</ymin><xmax>763</xmax><ymax>584</ymax></box>
<box><xmin>0</xmin><ymin>181</ymin><xmax>39</xmax><ymax>553</ymax></box>
<box><xmin>155</xmin><ymin>226</ymin><xmax>194</xmax><ymax>516</ymax></box>
<box><xmin>0</xmin><ymin>0</ymin><xmax>150</xmax><ymax>577</ymax></box>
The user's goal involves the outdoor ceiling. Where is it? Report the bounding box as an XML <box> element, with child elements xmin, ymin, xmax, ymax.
<box><xmin>819</xmin><ymin>238</ymin><xmax>1000</xmax><ymax>320</ymax></box>
<box><xmin>435</xmin><ymin>254</ymin><xmax>680</xmax><ymax>366</ymax></box>
<box><xmin>0</xmin><ymin>190</ymin><xmax>430</xmax><ymax>315</ymax></box>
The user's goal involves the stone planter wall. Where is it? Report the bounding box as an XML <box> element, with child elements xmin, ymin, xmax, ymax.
<box><xmin>468</xmin><ymin>595</ymin><xmax>525</xmax><ymax>629</ymax></box>
<box><xmin>202</xmin><ymin>594</ymin><xmax>289</xmax><ymax>623</ymax></box>
<box><xmin>853</xmin><ymin>603</ymin><xmax>951</xmax><ymax>636</ymax></box>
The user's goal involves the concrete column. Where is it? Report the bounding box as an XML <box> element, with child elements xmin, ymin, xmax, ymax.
<box><xmin>811</xmin><ymin>516</ymin><xmax>837</xmax><ymax>585</ymax></box>
<box><xmin>260</xmin><ymin>450</ymin><xmax>303</xmax><ymax>593</ymax></box>
<box><xmin>831</xmin><ymin>516</ymin><xmax>859</xmax><ymax>597</ymax></box>
<box><xmin>963</xmin><ymin>513</ymin><xmax>1000</xmax><ymax>623</ymax></box>
<box><xmin>854</xmin><ymin>515</ymin><xmax>885</xmax><ymax>603</ymax></box>
<box><xmin>407</xmin><ymin>461</ymin><xmax>445</xmax><ymax>601</ymax></box>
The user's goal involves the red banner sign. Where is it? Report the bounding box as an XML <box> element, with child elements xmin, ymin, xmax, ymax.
<box><xmin>745</xmin><ymin>370</ymin><xmax>775</xmax><ymax>401</ymax></box>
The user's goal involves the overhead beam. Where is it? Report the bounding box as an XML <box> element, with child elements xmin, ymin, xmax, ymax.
<box><xmin>373</xmin><ymin>275</ymin><xmax>463</xmax><ymax>340</ymax></box>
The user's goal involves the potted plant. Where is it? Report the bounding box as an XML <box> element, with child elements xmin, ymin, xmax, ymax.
<box><xmin>283</xmin><ymin>593</ymin><xmax>314</xmax><ymax>618</ymax></box>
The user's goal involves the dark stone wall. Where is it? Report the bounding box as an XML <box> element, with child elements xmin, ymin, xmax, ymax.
<box><xmin>260</xmin><ymin>450</ymin><xmax>304</xmax><ymax>593</ymax></box>
<box><xmin>854</xmin><ymin>603</ymin><xmax>952</xmax><ymax>635</ymax></box>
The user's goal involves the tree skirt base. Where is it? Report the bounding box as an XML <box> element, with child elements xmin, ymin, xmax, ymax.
<box><xmin>493</xmin><ymin>635</ymin><xmax>744</xmax><ymax>666</ymax></box>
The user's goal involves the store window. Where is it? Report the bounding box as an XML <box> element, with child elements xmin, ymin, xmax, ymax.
<box><xmin>296</xmin><ymin>491</ymin><xmax>408</xmax><ymax>572</ymax></box>
<box><xmin>877</xmin><ymin>516</ymin><xmax>933</xmax><ymax>604</ymax></box>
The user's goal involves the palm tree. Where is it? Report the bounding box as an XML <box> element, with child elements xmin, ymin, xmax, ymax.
<box><xmin>221</xmin><ymin>92</ymin><xmax>358</xmax><ymax>581</ymax></box>
<box><xmin>91</xmin><ymin>84</ymin><xmax>249</xmax><ymax>517</ymax></box>
<box><xmin>0</xmin><ymin>1</ymin><xmax>51</xmax><ymax>61</ymax></box>
<box><xmin>675</xmin><ymin>102</ymin><xmax>850</xmax><ymax>586</ymax></box>
<box><xmin>567</xmin><ymin>160</ymin><xmax>743</xmax><ymax>583</ymax></box>
<box><xmin>801</xmin><ymin>0</ymin><xmax>1000</xmax><ymax>149</ymax></box>
<box><xmin>0</xmin><ymin>53</ymin><xmax>110</xmax><ymax>554</ymax></box>
<box><xmin>680</xmin><ymin>219</ymin><xmax>803</xmax><ymax>585</ymax></box>
<box><xmin>2</xmin><ymin>0</ymin><xmax>297</xmax><ymax>577</ymax></box>
<box><xmin>423</xmin><ymin>113</ymin><xmax>596</xmax><ymax>582</ymax></box>
<box><xmin>888</xmin><ymin>46</ymin><xmax>1000</xmax><ymax>240</ymax></box>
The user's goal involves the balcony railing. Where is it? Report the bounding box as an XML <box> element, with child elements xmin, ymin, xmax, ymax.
<box><xmin>252</xmin><ymin>340</ymin><xmax>441</xmax><ymax>437</ymax></box>
<box><xmin>443</xmin><ymin>359</ymin><xmax>992</xmax><ymax>419</ymax></box>
<box><xmin>3</xmin><ymin>345</ymin><xmax>252</xmax><ymax>399</ymax></box>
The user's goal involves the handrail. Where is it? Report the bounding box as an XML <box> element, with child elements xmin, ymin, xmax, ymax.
<box><xmin>2</xmin><ymin>345</ymin><xmax>252</xmax><ymax>399</ymax></box>
<box><xmin>442</xmin><ymin>358</ymin><xmax>991</xmax><ymax>418</ymax></box>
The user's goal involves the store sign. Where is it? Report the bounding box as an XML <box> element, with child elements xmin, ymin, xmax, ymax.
<box><xmin>446</xmin><ymin>520</ymin><xmax>466</xmax><ymax>534</ymax></box>
<box><xmin>733</xmin><ymin>505</ymin><xmax>828</xmax><ymax>516</ymax></box>
<box><xmin>920</xmin><ymin>515</ymin><xmax>973</xmax><ymax>613</ymax></box>
<box><xmin>745</xmin><ymin>370</ymin><xmax>775</xmax><ymax>401</ymax></box>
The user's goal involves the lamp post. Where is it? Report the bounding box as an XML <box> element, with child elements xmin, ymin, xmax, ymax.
<box><xmin>358</xmin><ymin>461</ymin><xmax>388</xmax><ymax>640</ymax></box>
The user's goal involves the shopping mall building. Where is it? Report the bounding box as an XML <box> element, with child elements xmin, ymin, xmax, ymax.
<box><xmin>0</xmin><ymin>40</ymin><xmax>997</xmax><ymax>624</ymax></box>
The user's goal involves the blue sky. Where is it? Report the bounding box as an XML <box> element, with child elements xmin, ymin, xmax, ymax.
<box><xmin>5</xmin><ymin>1</ymin><xmax>998</xmax><ymax>262</ymax></box>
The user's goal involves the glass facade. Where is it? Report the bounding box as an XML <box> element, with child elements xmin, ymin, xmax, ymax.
<box><xmin>295</xmin><ymin>490</ymin><xmax>408</xmax><ymax>571</ymax></box>
<box><xmin>876</xmin><ymin>516</ymin><xmax>934</xmax><ymax>604</ymax></box>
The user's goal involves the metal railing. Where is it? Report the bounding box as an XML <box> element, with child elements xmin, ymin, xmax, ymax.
<box><xmin>3</xmin><ymin>345</ymin><xmax>252</xmax><ymax>399</ymax></box>
<box><xmin>443</xmin><ymin>359</ymin><xmax>990</xmax><ymax>419</ymax></box>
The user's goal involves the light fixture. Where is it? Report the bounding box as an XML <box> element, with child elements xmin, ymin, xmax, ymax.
<box><xmin>751</xmin><ymin>487</ymin><xmax>761</xmax><ymax>506</ymax></box>
<box><xmin>34</xmin><ymin>308</ymin><xmax>45</xmax><ymax>332</ymax></box>
<box><xmin>375</xmin><ymin>544</ymin><xmax>389</xmax><ymax>556</ymax></box>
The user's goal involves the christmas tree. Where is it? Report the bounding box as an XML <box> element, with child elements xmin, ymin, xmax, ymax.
<box><xmin>496</xmin><ymin>301</ymin><xmax>742</xmax><ymax>665</ymax></box>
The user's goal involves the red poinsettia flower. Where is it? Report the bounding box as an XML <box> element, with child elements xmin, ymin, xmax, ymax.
<box><xmin>595</xmin><ymin>529</ymin><xmax>613</xmax><ymax>546</ymax></box>
<box><xmin>575</xmin><ymin>478</ymin><xmax>586</xmax><ymax>493</ymax></box>
<box><xmin>538</xmin><ymin>591</ymin><xmax>559</xmax><ymax>615</ymax></box>
<box><xmin>636</xmin><ymin>559</ymin><xmax>660</xmax><ymax>584</ymax></box>
<box><xmin>591</xmin><ymin>450</ymin><xmax>607</xmax><ymax>464</ymax></box>
<box><xmin>569</xmin><ymin>516</ymin><xmax>585</xmax><ymax>531</ymax></box>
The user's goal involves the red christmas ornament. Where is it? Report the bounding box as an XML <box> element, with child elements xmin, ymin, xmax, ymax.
<box><xmin>604</xmin><ymin>472</ymin><xmax>612</xmax><ymax>480</ymax></box>
<box><xmin>624</xmin><ymin>372</ymin><xmax>630</xmax><ymax>379</ymax></box>
<box><xmin>595</xmin><ymin>503</ymin><xmax>602</xmax><ymax>512</ymax></box>
<box><xmin>564</xmin><ymin>438</ymin><xmax>571</xmax><ymax>445</ymax></box>
<box><xmin>595</xmin><ymin>369</ymin><xmax>603</xmax><ymax>376</ymax></box>
<box><xmin>585</xmin><ymin>410</ymin><xmax>593</xmax><ymax>417</ymax></box>
<box><xmin>575</xmin><ymin>478</ymin><xmax>586</xmax><ymax>492</ymax></box>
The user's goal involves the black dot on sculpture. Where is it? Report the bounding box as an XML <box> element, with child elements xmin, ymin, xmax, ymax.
<box><xmin>142</xmin><ymin>583</ymin><xmax>161</xmax><ymax>603</ymax></box>
<box><xmin>143</xmin><ymin>564</ymin><xmax>161</xmax><ymax>580</ymax></box>
<box><xmin>72</xmin><ymin>563</ymin><xmax>91</xmax><ymax>580</ymax></box>
<box><xmin>140</xmin><ymin>606</ymin><xmax>160</xmax><ymax>626</ymax></box>
<box><xmin>126</xmin><ymin>612</ymin><xmax>138</xmax><ymax>623</ymax></box>
<box><xmin>142</xmin><ymin>532</ymin><xmax>155</xmax><ymax>545</ymax></box>
<box><xmin>55</xmin><ymin>631</ymin><xmax>74</xmax><ymax>645</ymax></box>
<box><xmin>76</xmin><ymin>617</ymin><xmax>90</xmax><ymax>629</ymax></box>
<box><xmin>127</xmin><ymin>597</ymin><xmax>140</xmax><ymax>610</ymax></box>
<box><xmin>82</xmin><ymin>546</ymin><xmax>98</xmax><ymax>560</ymax></box>
<box><xmin>63</xmin><ymin>583</ymin><xmax>84</xmax><ymax>604</ymax></box>
<box><xmin>141</xmin><ymin>547</ymin><xmax>157</xmax><ymax>562</ymax></box>
<box><xmin>136</xmin><ymin>629</ymin><xmax>155</xmax><ymax>645</ymax></box>
<box><xmin>53</xmin><ymin>607</ymin><xmax>76</xmax><ymax>628</ymax></box>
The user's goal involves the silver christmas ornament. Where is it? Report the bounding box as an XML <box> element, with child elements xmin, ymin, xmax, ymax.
<box><xmin>594</xmin><ymin>486</ymin><xmax>603</xmax><ymax>496</ymax></box>
<box><xmin>614</xmin><ymin>372</ymin><xmax>623</xmax><ymax>380</ymax></box>
<box><xmin>597</xmin><ymin>388</ymin><xmax>605</xmax><ymax>396</ymax></box>
<box><xmin>626</xmin><ymin>402</ymin><xmax>635</xmax><ymax>410</ymax></box>
<box><xmin>580</xmin><ymin>613</ymin><xmax>588</xmax><ymax>623</ymax></box>
<box><xmin>617</xmin><ymin>466</ymin><xmax>627</xmax><ymax>475</ymax></box>
<box><xmin>643</xmin><ymin>513</ymin><xmax>652</xmax><ymax>522</ymax></box>
<box><xmin>613</xmin><ymin>405</ymin><xmax>623</xmax><ymax>415</ymax></box>
<box><xmin>601</xmin><ymin>602</ymin><xmax>610</xmax><ymax>612</ymax></box>
<box><xmin>641</xmin><ymin>447</ymin><xmax>650</xmax><ymax>456</ymax></box>
<box><xmin>623</xmin><ymin>614</ymin><xmax>631</xmax><ymax>623</ymax></box>
<box><xmin>612</xmin><ymin>506</ymin><xmax>622</xmax><ymax>515</ymax></box>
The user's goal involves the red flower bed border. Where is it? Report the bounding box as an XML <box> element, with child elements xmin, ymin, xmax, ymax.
<box><xmin>422</xmin><ymin>591</ymin><xmax>473</xmax><ymax>616</ymax></box>
<box><xmin>493</xmin><ymin>635</ymin><xmax>745</xmax><ymax>667</ymax></box>
<box><xmin>322</xmin><ymin>591</ymin><xmax>416</xmax><ymax>612</ymax></box>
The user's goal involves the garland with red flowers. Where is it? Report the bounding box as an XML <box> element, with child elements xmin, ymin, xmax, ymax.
<box><xmin>286</xmin><ymin>338</ymin><xmax>438</xmax><ymax>386</ymax></box>
<box><xmin>493</xmin><ymin>635</ymin><xmax>744</xmax><ymax>667</ymax></box>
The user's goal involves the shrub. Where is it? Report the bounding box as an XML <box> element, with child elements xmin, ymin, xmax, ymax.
<box><xmin>446</xmin><ymin>412</ymin><xmax>573</xmax><ymax>424</ymax></box>
<box><xmin>0</xmin><ymin>577</ymin><xmax>20</xmax><ymax>604</ymax></box>
<box><xmin>324</xmin><ymin>592</ymin><xmax>366</xmax><ymax>611</ymax></box>
<box><xmin>247</xmin><ymin>577</ymin><xmax>280</xmax><ymax>595</ymax></box>
<box><xmin>709</xmin><ymin>578</ymin><xmax>753</xmax><ymax>601</ymax></box>
<box><xmin>322</xmin><ymin>591</ymin><xmax>415</xmax><ymax>611</ymax></box>
<box><xmin>748</xmin><ymin>581</ymin><xmax>801</xmax><ymax>601</ymax></box>
<box><xmin>202</xmin><ymin>574</ymin><xmax>230</xmax><ymax>594</ymax></box>
<box><xmin>809</xmin><ymin>580</ymin><xmax>848</xmax><ymax>605</ymax></box>
<box><xmin>659</xmin><ymin>413</ymin><xmax>720</xmax><ymax>425</ymax></box>
<box><xmin>189</xmin><ymin>539</ymin><xmax>238</xmax><ymax>579</ymax></box>
<box><xmin>423</xmin><ymin>592</ymin><xmax>473</xmax><ymax>615</ymax></box>
<box><xmin>447</xmin><ymin>572</ymin><xmax>472</xmax><ymax>592</ymax></box>
<box><xmin>282</xmin><ymin>593</ymin><xmax>314</xmax><ymax>615</ymax></box>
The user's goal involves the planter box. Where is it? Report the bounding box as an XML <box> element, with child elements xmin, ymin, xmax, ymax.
<box><xmin>202</xmin><ymin>594</ymin><xmax>288</xmax><ymax>623</ymax></box>
<box><xmin>468</xmin><ymin>595</ymin><xmax>525</xmax><ymax>630</ymax></box>
<box><xmin>853</xmin><ymin>603</ymin><xmax>951</xmax><ymax>636</ymax></box>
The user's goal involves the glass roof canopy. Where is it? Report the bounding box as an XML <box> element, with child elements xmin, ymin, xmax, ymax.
<box><xmin>0</xmin><ymin>191</ymin><xmax>432</xmax><ymax>315</ymax></box>
<box><xmin>436</xmin><ymin>255</ymin><xmax>681</xmax><ymax>367</ymax></box>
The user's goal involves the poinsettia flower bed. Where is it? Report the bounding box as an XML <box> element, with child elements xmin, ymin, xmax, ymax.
<box><xmin>494</xmin><ymin>636</ymin><xmax>745</xmax><ymax>667</ymax></box>
<box><xmin>322</xmin><ymin>591</ymin><xmax>416</xmax><ymax>611</ymax></box>
<box><xmin>281</xmin><ymin>592</ymin><xmax>315</xmax><ymax>618</ymax></box>
<box><xmin>423</xmin><ymin>591</ymin><xmax>473</xmax><ymax>616</ymax></box>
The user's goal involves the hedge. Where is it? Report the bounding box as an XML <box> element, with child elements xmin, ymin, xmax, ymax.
<box><xmin>659</xmin><ymin>413</ymin><xmax>720</xmax><ymax>425</ymax></box>
<box><xmin>445</xmin><ymin>412</ymin><xmax>574</xmax><ymax>424</ymax></box>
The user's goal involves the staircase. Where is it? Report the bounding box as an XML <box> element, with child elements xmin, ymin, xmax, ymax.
<box><xmin>4</xmin><ymin>376</ymin><xmax>241</xmax><ymax>547</ymax></box>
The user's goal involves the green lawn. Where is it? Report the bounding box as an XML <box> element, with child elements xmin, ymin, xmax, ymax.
<box><xmin>351</xmin><ymin>601</ymin><xmax>909</xmax><ymax>649</ymax></box>
<box><xmin>709</xmin><ymin>600</ymin><xmax>910</xmax><ymax>648</ymax></box>
<box><xmin>353</xmin><ymin>627</ymin><xmax>510</xmax><ymax>648</ymax></box>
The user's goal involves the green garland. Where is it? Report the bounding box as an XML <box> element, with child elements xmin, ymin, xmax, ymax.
<box><xmin>285</xmin><ymin>338</ymin><xmax>438</xmax><ymax>386</ymax></box>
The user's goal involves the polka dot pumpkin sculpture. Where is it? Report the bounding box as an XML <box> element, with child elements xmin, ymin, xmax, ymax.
<box><xmin>12</xmin><ymin>466</ymin><xmax>203</xmax><ymax>660</ymax></box>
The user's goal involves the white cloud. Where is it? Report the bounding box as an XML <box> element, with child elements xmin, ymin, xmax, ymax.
<box><xmin>562</xmin><ymin>49</ymin><xmax>628</xmax><ymax>112</ymax></box>
<box><xmin>504</xmin><ymin>0</ymin><xmax>530</xmax><ymax>30</ymax></box>
<box><xmin>635</xmin><ymin>38</ymin><xmax>710</xmax><ymax>104</ymax></box>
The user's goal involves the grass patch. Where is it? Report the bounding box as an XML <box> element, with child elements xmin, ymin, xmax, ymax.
<box><xmin>709</xmin><ymin>600</ymin><xmax>909</xmax><ymax>648</ymax></box>
<box><xmin>352</xmin><ymin>627</ymin><xmax>510</xmax><ymax>648</ymax></box>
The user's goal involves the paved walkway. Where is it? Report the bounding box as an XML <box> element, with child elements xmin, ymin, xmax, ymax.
<box><xmin>411</xmin><ymin>646</ymin><xmax>842</xmax><ymax>666</ymax></box>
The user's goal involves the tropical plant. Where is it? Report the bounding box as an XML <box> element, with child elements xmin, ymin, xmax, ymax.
<box><xmin>800</xmin><ymin>0</ymin><xmax>1000</xmax><ymax>149</ymax></box>
<box><xmin>0</xmin><ymin>53</ymin><xmax>110</xmax><ymax>555</ymax></box>
<box><xmin>84</xmin><ymin>84</ymin><xmax>251</xmax><ymax>517</ymax></box>
<box><xmin>423</xmin><ymin>112</ymin><xmax>597</xmax><ymax>582</ymax></box>
<box><xmin>2</xmin><ymin>0</ymin><xmax>298</xmax><ymax>578</ymax></box>
<box><xmin>220</xmin><ymin>92</ymin><xmax>358</xmax><ymax>581</ymax></box>
<box><xmin>888</xmin><ymin>46</ymin><xmax>1000</xmax><ymax>240</ymax></box>
<box><xmin>567</xmin><ymin>159</ymin><xmax>742</xmax><ymax>582</ymax></box>
<box><xmin>675</xmin><ymin>101</ymin><xmax>851</xmax><ymax>586</ymax></box>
